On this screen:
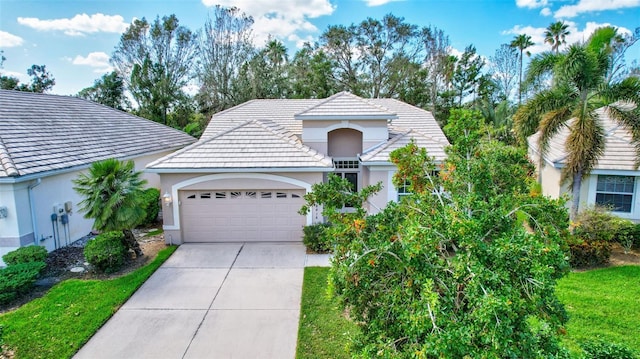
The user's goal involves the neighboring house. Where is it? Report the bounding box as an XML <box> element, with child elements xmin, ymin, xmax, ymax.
<box><xmin>528</xmin><ymin>106</ymin><xmax>640</xmax><ymax>221</ymax></box>
<box><xmin>147</xmin><ymin>91</ymin><xmax>449</xmax><ymax>244</ymax></box>
<box><xmin>0</xmin><ymin>90</ymin><xmax>196</xmax><ymax>263</ymax></box>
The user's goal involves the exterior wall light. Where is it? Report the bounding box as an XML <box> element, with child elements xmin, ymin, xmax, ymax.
<box><xmin>162</xmin><ymin>192</ymin><xmax>172</xmax><ymax>206</ymax></box>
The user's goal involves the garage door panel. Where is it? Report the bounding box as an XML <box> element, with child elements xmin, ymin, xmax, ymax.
<box><xmin>180</xmin><ymin>189</ymin><xmax>305</xmax><ymax>242</ymax></box>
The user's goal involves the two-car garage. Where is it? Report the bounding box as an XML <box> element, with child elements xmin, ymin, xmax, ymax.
<box><xmin>178</xmin><ymin>188</ymin><xmax>306</xmax><ymax>242</ymax></box>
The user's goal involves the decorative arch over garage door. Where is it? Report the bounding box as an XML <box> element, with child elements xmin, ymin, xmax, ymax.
<box><xmin>166</xmin><ymin>173</ymin><xmax>312</xmax><ymax>243</ymax></box>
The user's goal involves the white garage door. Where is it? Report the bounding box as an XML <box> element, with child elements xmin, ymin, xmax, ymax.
<box><xmin>180</xmin><ymin>189</ymin><xmax>306</xmax><ymax>242</ymax></box>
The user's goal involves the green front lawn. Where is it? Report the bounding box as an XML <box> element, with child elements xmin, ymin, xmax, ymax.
<box><xmin>556</xmin><ymin>265</ymin><xmax>640</xmax><ymax>353</ymax></box>
<box><xmin>296</xmin><ymin>267</ymin><xmax>360</xmax><ymax>359</ymax></box>
<box><xmin>298</xmin><ymin>266</ymin><xmax>640</xmax><ymax>358</ymax></box>
<box><xmin>0</xmin><ymin>246</ymin><xmax>177</xmax><ymax>359</ymax></box>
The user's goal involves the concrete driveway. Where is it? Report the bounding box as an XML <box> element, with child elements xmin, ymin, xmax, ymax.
<box><xmin>74</xmin><ymin>242</ymin><xmax>313</xmax><ymax>359</ymax></box>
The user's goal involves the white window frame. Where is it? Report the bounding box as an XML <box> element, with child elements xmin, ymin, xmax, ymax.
<box><xmin>595</xmin><ymin>175</ymin><xmax>635</xmax><ymax>213</ymax></box>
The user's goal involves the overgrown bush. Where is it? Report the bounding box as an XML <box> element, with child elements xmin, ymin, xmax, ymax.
<box><xmin>302</xmin><ymin>223</ymin><xmax>332</xmax><ymax>253</ymax></box>
<box><xmin>581</xmin><ymin>340</ymin><xmax>638</xmax><ymax>359</ymax></box>
<box><xmin>139</xmin><ymin>188</ymin><xmax>160</xmax><ymax>226</ymax></box>
<box><xmin>569</xmin><ymin>207</ymin><xmax>621</xmax><ymax>268</ymax></box>
<box><xmin>302</xmin><ymin>112</ymin><xmax>571</xmax><ymax>357</ymax></box>
<box><xmin>0</xmin><ymin>261</ymin><xmax>46</xmax><ymax>304</ymax></box>
<box><xmin>2</xmin><ymin>246</ymin><xmax>47</xmax><ymax>266</ymax></box>
<box><xmin>84</xmin><ymin>231</ymin><xmax>128</xmax><ymax>273</ymax></box>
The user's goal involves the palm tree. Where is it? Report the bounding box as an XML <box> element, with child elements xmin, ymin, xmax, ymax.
<box><xmin>73</xmin><ymin>158</ymin><xmax>146</xmax><ymax>256</ymax></box>
<box><xmin>510</xmin><ymin>34</ymin><xmax>534</xmax><ymax>104</ymax></box>
<box><xmin>514</xmin><ymin>28</ymin><xmax>640</xmax><ymax>220</ymax></box>
<box><xmin>544</xmin><ymin>21</ymin><xmax>570</xmax><ymax>54</ymax></box>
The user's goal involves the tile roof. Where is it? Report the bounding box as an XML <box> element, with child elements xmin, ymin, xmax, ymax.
<box><xmin>160</xmin><ymin>92</ymin><xmax>449</xmax><ymax>170</ymax></box>
<box><xmin>0</xmin><ymin>89</ymin><xmax>196</xmax><ymax>178</ymax></box>
<box><xmin>360</xmin><ymin>129</ymin><xmax>448</xmax><ymax>163</ymax></box>
<box><xmin>147</xmin><ymin>119</ymin><xmax>333</xmax><ymax>170</ymax></box>
<box><xmin>528</xmin><ymin>106</ymin><xmax>639</xmax><ymax>171</ymax></box>
<box><xmin>295</xmin><ymin>91</ymin><xmax>397</xmax><ymax>120</ymax></box>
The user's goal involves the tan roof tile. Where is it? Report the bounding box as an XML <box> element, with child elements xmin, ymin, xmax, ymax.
<box><xmin>147</xmin><ymin>119</ymin><xmax>333</xmax><ymax>170</ymax></box>
<box><xmin>528</xmin><ymin>106</ymin><xmax>639</xmax><ymax>171</ymax></box>
<box><xmin>0</xmin><ymin>90</ymin><xmax>196</xmax><ymax>178</ymax></box>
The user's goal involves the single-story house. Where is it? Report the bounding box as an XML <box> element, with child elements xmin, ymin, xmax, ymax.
<box><xmin>147</xmin><ymin>91</ymin><xmax>449</xmax><ymax>244</ymax></box>
<box><xmin>0</xmin><ymin>89</ymin><xmax>196</xmax><ymax>263</ymax></box>
<box><xmin>528</xmin><ymin>106</ymin><xmax>640</xmax><ymax>221</ymax></box>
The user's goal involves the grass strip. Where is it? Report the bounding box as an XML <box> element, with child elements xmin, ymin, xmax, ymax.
<box><xmin>297</xmin><ymin>266</ymin><xmax>640</xmax><ymax>358</ymax></box>
<box><xmin>0</xmin><ymin>246</ymin><xmax>177</xmax><ymax>359</ymax></box>
<box><xmin>296</xmin><ymin>267</ymin><xmax>359</xmax><ymax>359</ymax></box>
<box><xmin>556</xmin><ymin>265</ymin><xmax>640</xmax><ymax>352</ymax></box>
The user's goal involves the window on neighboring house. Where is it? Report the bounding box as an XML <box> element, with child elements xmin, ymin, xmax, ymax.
<box><xmin>596</xmin><ymin>175</ymin><xmax>635</xmax><ymax>213</ymax></box>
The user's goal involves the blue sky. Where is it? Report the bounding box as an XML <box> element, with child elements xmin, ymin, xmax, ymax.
<box><xmin>1</xmin><ymin>0</ymin><xmax>638</xmax><ymax>96</ymax></box>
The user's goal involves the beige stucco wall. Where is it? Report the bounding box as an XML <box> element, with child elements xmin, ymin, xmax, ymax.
<box><xmin>158</xmin><ymin>171</ymin><xmax>325</xmax><ymax>244</ymax></box>
<box><xmin>366</xmin><ymin>167</ymin><xmax>393</xmax><ymax>214</ymax></box>
<box><xmin>537</xmin><ymin>160</ymin><xmax>640</xmax><ymax>221</ymax></box>
<box><xmin>301</xmin><ymin>119</ymin><xmax>388</xmax><ymax>155</ymax></box>
<box><xmin>328</xmin><ymin>129</ymin><xmax>363</xmax><ymax>157</ymax></box>
<box><xmin>539</xmin><ymin>164</ymin><xmax>564</xmax><ymax>199</ymax></box>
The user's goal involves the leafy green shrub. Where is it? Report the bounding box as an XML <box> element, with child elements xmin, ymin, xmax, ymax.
<box><xmin>568</xmin><ymin>239</ymin><xmax>612</xmax><ymax>268</ymax></box>
<box><xmin>573</xmin><ymin>207</ymin><xmax>621</xmax><ymax>242</ymax></box>
<box><xmin>569</xmin><ymin>207</ymin><xmax>621</xmax><ymax>268</ymax></box>
<box><xmin>580</xmin><ymin>340</ymin><xmax>638</xmax><ymax>359</ymax></box>
<box><xmin>2</xmin><ymin>245</ymin><xmax>47</xmax><ymax>266</ymax></box>
<box><xmin>84</xmin><ymin>232</ymin><xmax>128</xmax><ymax>273</ymax></box>
<box><xmin>0</xmin><ymin>261</ymin><xmax>46</xmax><ymax>304</ymax></box>
<box><xmin>303</xmin><ymin>223</ymin><xmax>332</xmax><ymax>253</ymax></box>
<box><xmin>615</xmin><ymin>221</ymin><xmax>640</xmax><ymax>253</ymax></box>
<box><xmin>139</xmin><ymin>188</ymin><xmax>160</xmax><ymax>226</ymax></box>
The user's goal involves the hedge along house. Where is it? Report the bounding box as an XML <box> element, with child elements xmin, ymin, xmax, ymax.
<box><xmin>0</xmin><ymin>90</ymin><xmax>196</xmax><ymax>264</ymax></box>
<box><xmin>147</xmin><ymin>92</ymin><xmax>449</xmax><ymax>244</ymax></box>
<box><xmin>528</xmin><ymin>106</ymin><xmax>640</xmax><ymax>221</ymax></box>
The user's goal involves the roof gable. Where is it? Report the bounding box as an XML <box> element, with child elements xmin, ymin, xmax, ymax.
<box><xmin>0</xmin><ymin>90</ymin><xmax>196</xmax><ymax>179</ymax></box>
<box><xmin>360</xmin><ymin>129</ymin><xmax>448</xmax><ymax>163</ymax></box>
<box><xmin>528</xmin><ymin>106</ymin><xmax>639</xmax><ymax>171</ymax></box>
<box><xmin>147</xmin><ymin>119</ymin><xmax>333</xmax><ymax>170</ymax></box>
<box><xmin>294</xmin><ymin>91</ymin><xmax>397</xmax><ymax>121</ymax></box>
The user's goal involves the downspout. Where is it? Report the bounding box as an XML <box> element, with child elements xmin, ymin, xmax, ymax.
<box><xmin>28</xmin><ymin>178</ymin><xmax>42</xmax><ymax>245</ymax></box>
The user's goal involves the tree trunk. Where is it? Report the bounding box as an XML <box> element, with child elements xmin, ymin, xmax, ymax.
<box><xmin>570</xmin><ymin>169</ymin><xmax>583</xmax><ymax>222</ymax></box>
<box><xmin>122</xmin><ymin>229</ymin><xmax>144</xmax><ymax>257</ymax></box>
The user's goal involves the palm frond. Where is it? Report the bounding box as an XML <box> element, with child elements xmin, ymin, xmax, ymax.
<box><xmin>513</xmin><ymin>85</ymin><xmax>577</xmax><ymax>141</ymax></box>
<box><xmin>538</xmin><ymin>106</ymin><xmax>572</xmax><ymax>159</ymax></box>
<box><xmin>73</xmin><ymin>158</ymin><xmax>147</xmax><ymax>231</ymax></box>
<box><xmin>562</xmin><ymin>111</ymin><xmax>606</xmax><ymax>183</ymax></box>
<box><xmin>523</xmin><ymin>51</ymin><xmax>562</xmax><ymax>89</ymax></box>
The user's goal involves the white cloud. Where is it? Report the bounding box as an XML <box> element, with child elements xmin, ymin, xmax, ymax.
<box><xmin>17</xmin><ymin>13</ymin><xmax>128</xmax><ymax>36</ymax></box>
<box><xmin>540</xmin><ymin>7</ymin><xmax>552</xmax><ymax>16</ymax></box>
<box><xmin>515</xmin><ymin>0</ymin><xmax>548</xmax><ymax>9</ymax></box>
<box><xmin>555</xmin><ymin>0</ymin><xmax>640</xmax><ymax>18</ymax></box>
<box><xmin>0</xmin><ymin>70</ymin><xmax>28</xmax><ymax>82</ymax></box>
<box><xmin>363</xmin><ymin>0</ymin><xmax>404</xmax><ymax>6</ymax></box>
<box><xmin>0</xmin><ymin>31</ymin><xmax>24</xmax><ymax>47</ymax></box>
<box><xmin>70</xmin><ymin>51</ymin><xmax>112</xmax><ymax>73</ymax></box>
<box><xmin>201</xmin><ymin>0</ymin><xmax>335</xmax><ymax>47</ymax></box>
<box><xmin>503</xmin><ymin>21</ymin><xmax>633</xmax><ymax>55</ymax></box>
<box><xmin>288</xmin><ymin>34</ymin><xmax>315</xmax><ymax>48</ymax></box>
